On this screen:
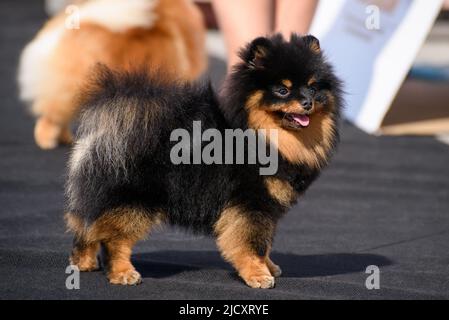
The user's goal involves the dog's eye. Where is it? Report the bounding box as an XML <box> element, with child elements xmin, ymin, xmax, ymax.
<box><xmin>308</xmin><ymin>86</ymin><xmax>317</xmax><ymax>95</ymax></box>
<box><xmin>273</xmin><ymin>86</ymin><xmax>290</xmax><ymax>98</ymax></box>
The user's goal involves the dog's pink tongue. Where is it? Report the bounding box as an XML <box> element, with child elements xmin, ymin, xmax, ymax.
<box><xmin>292</xmin><ymin>114</ymin><xmax>310</xmax><ymax>127</ymax></box>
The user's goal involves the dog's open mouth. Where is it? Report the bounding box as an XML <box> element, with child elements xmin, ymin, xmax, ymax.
<box><xmin>276</xmin><ymin>112</ymin><xmax>310</xmax><ymax>129</ymax></box>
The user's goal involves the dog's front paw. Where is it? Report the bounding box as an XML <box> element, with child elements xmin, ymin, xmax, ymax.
<box><xmin>243</xmin><ymin>275</ymin><xmax>275</xmax><ymax>289</ymax></box>
<box><xmin>108</xmin><ymin>269</ymin><xmax>142</xmax><ymax>286</ymax></box>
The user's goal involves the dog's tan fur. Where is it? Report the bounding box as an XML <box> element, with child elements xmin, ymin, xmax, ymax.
<box><xmin>66</xmin><ymin>208</ymin><xmax>164</xmax><ymax>284</ymax></box>
<box><xmin>214</xmin><ymin>205</ymin><xmax>278</xmax><ymax>288</ymax></box>
<box><xmin>19</xmin><ymin>0</ymin><xmax>206</xmax><ymax>149</ymax></box>
<box><xmin>245</xmin><ymin>89</ymin><xmax>336</xmax><ymax>169</ymax></box>
<box><xmin>264</xmin><ymin>177</ymin><xmax>297</xmax><ymax>207</ymax></box>
<box><xmin>69</xmin><ymin>242</ymin><xmax>99</xmax><ymax>272</ymax></box>
<box><xmin>281</xmin><ymin>79</ymin><xmax>292</xmax><ymax>88</ymax></box>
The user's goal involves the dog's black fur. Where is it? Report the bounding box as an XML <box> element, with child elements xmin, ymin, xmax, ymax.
<box><xmin>65</xmin><ymin>33</ymin><xmax>343</xmax><ymax>288</ymax></box>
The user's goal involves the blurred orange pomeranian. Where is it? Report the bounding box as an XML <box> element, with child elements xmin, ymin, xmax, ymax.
<box><xmin>18</xmin><ymin>0</ymin><xmax>207</xmax><ymax>149</ymax></box>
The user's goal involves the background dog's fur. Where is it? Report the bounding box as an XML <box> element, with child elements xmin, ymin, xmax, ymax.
<box><xmin>65</xmin><ymin>34</ymin><xmax>343</xmax><ymax>288</ymax></box>
<box><xmin>18</xmin><ymin>0</ymin><xmax>206</xmax><ymax>149</ymax></box>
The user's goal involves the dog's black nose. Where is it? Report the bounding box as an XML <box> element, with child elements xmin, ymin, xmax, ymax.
<box><xmin>301</xmin><ymin>99</ymin><xmax>313</xmax><ymax>110</ymax></box>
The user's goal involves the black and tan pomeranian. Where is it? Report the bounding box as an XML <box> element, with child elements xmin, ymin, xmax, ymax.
<box><xmin>65</xmin><ymin>34</ymin><xmax>343</xmax><ymax>289</ymax></box>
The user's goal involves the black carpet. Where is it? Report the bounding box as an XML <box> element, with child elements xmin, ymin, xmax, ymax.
<box><xmin>1</xmin><ymin>1</ymin><xmax>448</xmax><ymax>300</ymax></box>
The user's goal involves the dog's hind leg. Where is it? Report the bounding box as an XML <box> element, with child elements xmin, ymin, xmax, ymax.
<box><xmin>102</xmin><ymin>238</ymin><xmax>142</xmax><ymax>285</ymax></box>
<box><xmin>214</xmin><ymin>206</ymin><xmax>277</xmax><ymax>289</ymax></box>
<box><xmin>89</xmin><ymin>208</ymin><xmax>163</xmax><ymax>285</ymax></box>
<box><xmin>34</xmin><ymin>116</ymin><xmax>67</xmax><ymax>149</ymax></box>
<box><xmin>65</xmin><ymin>212</ymin><xmax>100</xmax><ymax>271</ymax></box>
<box><xmin>65</xmin><ymin>208</ymin><xmax>163</xmax><ymax>285</ymax></box>
<box><xmin>33</xmin><ymin>97</ymin><xmax>75</xmax><ymax>149</ymax></box>
<box><xmin>70</xmin><ymin>236</ymin><xmax>100</xmax><ymax>272</ymax></box>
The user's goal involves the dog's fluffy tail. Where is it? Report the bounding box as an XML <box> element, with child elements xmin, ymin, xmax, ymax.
<box><xmin>65</xmin><ymin>65</ymin><xmax>183</xmax><ymax>219</ymax></box>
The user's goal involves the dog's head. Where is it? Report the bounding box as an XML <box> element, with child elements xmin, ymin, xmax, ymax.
<box><xmin>222</xmin><ymin>34</ymin><xmax>343</xmax><ymax>168</ymax></box>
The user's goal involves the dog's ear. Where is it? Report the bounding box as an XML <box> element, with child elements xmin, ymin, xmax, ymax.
<box><xmin>240</xmin><ymin>37</ymin><xmax>272</xmax><ymax>69</ymax></box>
<box><xmin>302</xmin><ymin>35</ymin><xmax>321</xmax><ymax>54</ymax></box>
